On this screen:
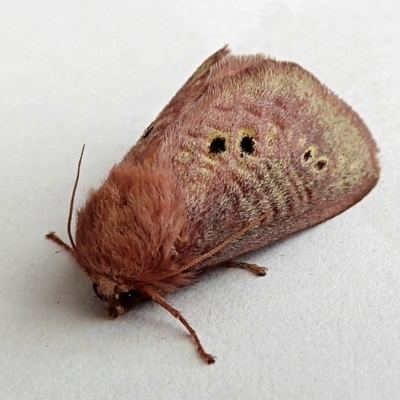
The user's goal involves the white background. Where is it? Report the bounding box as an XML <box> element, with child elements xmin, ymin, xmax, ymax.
<box><xmin>1</xmin><ymin>1</ymin><xmax>399</xmax><ymax>399</ymax></box>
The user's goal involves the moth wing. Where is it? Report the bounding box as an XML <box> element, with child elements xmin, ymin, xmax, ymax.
<box><xmin>123</xmin><ymin>47</ymin><xmax>269</xmax><ymax>163</ymax></box>
<box><xmin>125</xmin><ymin>50</ymin><xmax>379</xmax><ymax>279</ymax></box>
<box><xmin>163</xmin><ymin>52</ymin><xmax>380</xmax><ymax>269</ymax></box>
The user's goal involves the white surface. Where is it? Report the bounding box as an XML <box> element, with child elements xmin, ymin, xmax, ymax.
<box><xmin>1</xmin><ymin>1</ymin><xmax>399</xmax><ymax>399</ymax></box>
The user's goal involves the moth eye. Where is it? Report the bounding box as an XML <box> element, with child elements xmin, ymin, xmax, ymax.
<box><xmin>92</xmin><ymin>283</ymin><xmax>106</xmax><ymax>301</ymax></box>
<box><xmin>209</xmin><ymin>137</ymin><xmax>226</xmax><ymax>154</ymax></box>
<box><xmin>118</xmin><ymin>290</ymin><xmax>134</xmax><ymax>307</ymax></box>
<box><xmin>240</xmin><ymin>136</ymin><xmax>255</xmax><ymax>155</ymax></box>
<box><xmin>117</xmin><ymin>289</ymin><xmax>147</xmax><ymax>309</ymax></box>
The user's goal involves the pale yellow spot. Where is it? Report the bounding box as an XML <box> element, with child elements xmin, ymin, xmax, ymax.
<box><xmin>298</xmin><ymin>137</ymin><xmax>306</xmax><ymax>147</ymax></box>
<box><xmin>350</xmin><ymin>160</ymin><xmax>361</xmax><ymax>171</ymax></box>
<box><xmin>266</xmin><ymin>123</ymin><xmax>278</xmax><ymax>147</ymax></box>
<box><xmin>177</xmin><ymin>140</ymin><xmax>196</xmax><ymax>165</ymax></box>
<box><xmin>338</xmin><ymin>155</ymin><xmax>347</xmax><ymax>168</ymax></box>
<box><xmin>179</xmin><ymin>151</ymin><xmax>191</xmax><ymax>164</ymax></box>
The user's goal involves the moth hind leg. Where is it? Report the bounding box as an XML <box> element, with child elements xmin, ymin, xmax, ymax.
<box><xmin>45</xmin><ymin>231</ymin><xmax>75</xmax><ymax>255</ymax></box>
<box><xmin>225</xmin><ymin>261</ymin><xmax>268</xmax><ymax>276</ymax></box>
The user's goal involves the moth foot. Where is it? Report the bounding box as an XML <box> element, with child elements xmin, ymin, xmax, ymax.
<box><xmin>200</xmin><ymin>351</ymin><xmax>216</xmax><ymax>365</ymax></box>
<box><xmin>206</xmin><ymin>355</ymin><xmax>216</xmax><ymax>365</ymax></box>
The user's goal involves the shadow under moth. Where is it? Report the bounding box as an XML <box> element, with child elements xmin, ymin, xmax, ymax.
<box><xmin>47</xmin><ymin>46</ymin><xmax>379</xmax><ymax>364</ymax></box>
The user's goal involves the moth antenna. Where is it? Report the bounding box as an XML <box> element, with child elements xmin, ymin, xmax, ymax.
<box><xmin>67</xmin><ymin>144</ymin><xmax>86</xmax><ymax>250</ymax></box>
<box><xmin>140</xmin><ymin>208</ymin><xmax>273</xmax><ymax>282</ymax></box>
<box><xmin>140</xmin><ymin>285</ymin><xmax>216</xmax><ymax>364</ymax></box>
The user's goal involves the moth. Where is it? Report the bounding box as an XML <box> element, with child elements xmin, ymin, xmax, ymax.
<box><xmin>47</xmin><ymin>46</ymin><xmax>379</xmax><ymax>364</ymax></box>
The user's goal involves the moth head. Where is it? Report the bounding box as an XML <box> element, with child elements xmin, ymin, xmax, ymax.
<box><xmin>91</xmin><ymin>278</ymin><xmax>149</xmax><ymax>318</ymax></box>
<box><xmin>53</xmin><ymin>146</ymin><xmax>189</xmax><ymax>317</ymax></box>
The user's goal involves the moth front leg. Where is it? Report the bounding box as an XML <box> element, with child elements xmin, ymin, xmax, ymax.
<box><xmin>225</xmin><ymin>261</ymin><xmax>268</xmax><ymax>276</ymax></box>
<box><xmin>45</xmin><ymin>231</ymin><xmax>75</xmax><ymax>255</ymax></box>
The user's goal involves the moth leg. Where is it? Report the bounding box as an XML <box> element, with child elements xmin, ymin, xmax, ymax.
<box><xmin>45</xmin><ymin>231</ymin><xmax>75</xmax><ymax>255</ymax></box>
<box><xmin>140</xmin><ymin>285</ymin><xmax>216</xmax><ymax>365</ymax></box>
<box><xmin>225</xmin><ymin>261</ymin><xmax>267</xmax><ymax>276</ymax></box>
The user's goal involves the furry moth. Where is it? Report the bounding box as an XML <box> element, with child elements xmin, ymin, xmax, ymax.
<box><xmin>47</xmin><ymin>46</ymin><xmax>379</xmax><ymax>364</ymax></box>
